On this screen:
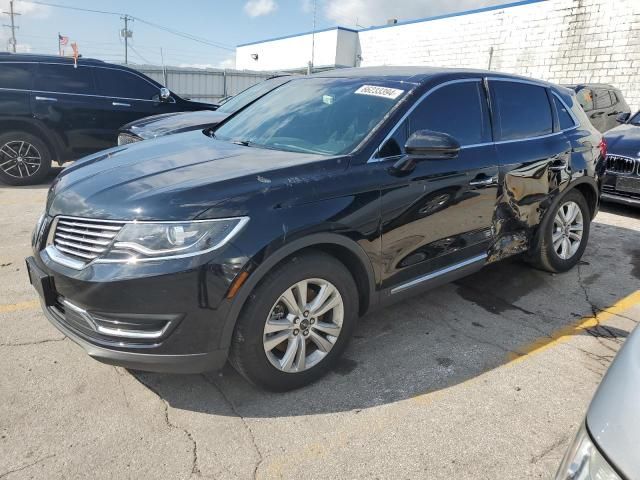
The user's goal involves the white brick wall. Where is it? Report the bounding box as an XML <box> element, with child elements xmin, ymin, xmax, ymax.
<box><xmin>358</xmin><ymin>0</ymin><xmax>640</xmax><ymax>109</ymax></box>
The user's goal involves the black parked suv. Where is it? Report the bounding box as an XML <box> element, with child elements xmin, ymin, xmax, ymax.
<box><xmin>0</xmin><ymin>54</ymin><xmax>215</xmax><ymax>185</ymax></box>
<box><xmin>567</xmin><ymin>84</ymin><xmax>631</xmax><ymax>133</ymax></box>
<box><xmin>117</xmin><ymin>75</ymin><xmax>291</xmax><ymax>145</ymax></box>
<box><xmin>26</xmin><ymin>67</ymin><xmax>603</xmax><ymax>391</ymax></box>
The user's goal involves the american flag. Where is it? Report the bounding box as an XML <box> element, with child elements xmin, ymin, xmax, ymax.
<box><xmin>58</xmin><ymin>34</ymin><xmax>69</xmax><ymax>46</ymax></box>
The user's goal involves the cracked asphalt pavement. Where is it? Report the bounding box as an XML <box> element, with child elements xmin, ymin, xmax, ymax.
<box><xmin>1</xmin><ymin>172</ymin><xmax>639</xmax><ymax>479</ymax></box>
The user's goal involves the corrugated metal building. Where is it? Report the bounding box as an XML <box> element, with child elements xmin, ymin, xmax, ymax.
<box><xmin>129</xmin><ymin>65</ymin><xmax>276</xmax><ymax>103</ymax></box>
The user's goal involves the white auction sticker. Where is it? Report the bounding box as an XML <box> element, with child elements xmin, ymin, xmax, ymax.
<box><xmin>355</xmin><ymin>85</ymin><xmax>404</xmax><ymax>99</ymax></box>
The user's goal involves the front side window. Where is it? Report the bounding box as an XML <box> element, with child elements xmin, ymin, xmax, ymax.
<box><xmin>94</xmin><ymin>68</ymin><xmax>159</xmax><ymax>99</ymax></box>
<box><xmin>490</xmin><ymin>81</ymin><xmax>553</xmax><ymax>141</ymax></box>
<box><xmin>35</xmin><ymin>64</ymin><xmax>94</xmax><ymax>94</ymax></box>
<box><xmin>0</xmin><ymin>63</ymin><xmax>34</xmax><ymax>90</ymax></box>
<box><xmin>576</xmin><ymin>88</ymin><xmax>594</xmax><ymax>111</ymax></box>
<box><xmin>409</xmin><ymin>81</ymin><xmax>491</xmax><ymax>146</ymax></box>
<box><xmin>217</xmin><ymin>77</ymin><xmax>290</xmax><ymax>114</ymax></box>
<box><xmin>553</xmin><ymin>96</ymin><xmax>576</xmax><ymax>130</ymax></box>
<box><xmin>214</xmin><ymin>78</ymin><xmax>409</xmax><ymax>156</ymax></box>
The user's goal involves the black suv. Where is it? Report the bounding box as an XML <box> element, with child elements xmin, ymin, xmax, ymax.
<box><xmin>0</xmin><ymin>54</ymin><xmax>215</xmax><ymax>185</ymax></box>
<box><xmin>26</xmin><ymin>67</ymin><xmax>603</xmax><ymax>391</ymax></box>
<box><xmin>567</xmin><ymin>84</ymin><xmax>631</xmax><ymax>133</ymax></box>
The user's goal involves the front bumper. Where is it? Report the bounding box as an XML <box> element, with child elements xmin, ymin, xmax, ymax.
<box><xmin>26</xmin><ymin>235</ymin><xmax>249</xmax><ymax>373</ymax></box>
<box><xmin>42</xmin><ymin>300</ymin><xmax>227</xmax><ymax>373</ymax></box>
<box><xmin>601</xmin><ymin>171</ymin><xmax>640</xmax><ymax>208</ymax></box>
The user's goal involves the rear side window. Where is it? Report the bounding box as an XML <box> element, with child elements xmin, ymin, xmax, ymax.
<box><xmin>576</xmin><ymin>89</ymin><xmax>594</xmax><ymax>111</ymax></box>
<box><xmin>409</xmin><ymin>81</ymin><xmax>491</xmax><ymax>146</ymax></box>
<box><xmin>552</xmin><ymin>96</ymin><xmax>576</xmax><ymax>130</ymax></box>
<box><xmin>0</xmin><ymin>63</ymin><xmax>34</xmax><ymax>90</ymax></box>
<box><xmin>35</xmin><ymin>64</ymin><xmax>94</xmax><ymax>94</ymax></box>
<box><xmin>94</xmin><ymin>68</ymin><xmax>159</xmax><ymax>99</ymax></box>
<box><xmin>595</xmin><ymin>89</ymin><xmax>613</xmax><ymax>109</ymax></box>
<box><xmin>610</xmin><ymin>91</ymin><xmax>619</xmax><ymax>105</ymax></box>
<box><xmin>490</xmin><ymin>81</ymin><xmax>553</xmax><ymax>141</ymax></box>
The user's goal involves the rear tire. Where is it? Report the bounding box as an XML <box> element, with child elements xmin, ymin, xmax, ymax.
<box><xmin>530</xmin><ymin>189</ymin><xmax>591</xmax><ymax>273</ymax></box>
<box><xmin>0</xmin><ymin>131</ymin><xmax>52</xmax><ymax>186</ymax></box>
<box><xmin>229</xmin><ymin>251</ymin><xmax>358</xmax><ymax>391</ymax></box>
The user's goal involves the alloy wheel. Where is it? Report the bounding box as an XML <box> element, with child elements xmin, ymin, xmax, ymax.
<box><xmin>0</xmin><ymin>141</ymin><xmax>42</xmax><ymax>179</ymax></box>
<box><xmin>552</xmin><ymin>200</ymin><xmax>584</xmax><ymax>260</ymax></box>
<box><xmin>263</xmin><ymin>278</ymin><xmax>344</xmax><ymax>373</ymax></box>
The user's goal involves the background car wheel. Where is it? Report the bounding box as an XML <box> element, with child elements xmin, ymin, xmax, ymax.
<box><xmin>531</xmin><ymin>189</ymin><xmax>591</xmax><ymax>273</ymax></box>
<box><xmin>229</xmin><ymin>250</ymin><xmax>358</xmax><ymax>391</ymax></box>
<box><xmin>0</xmin><ymin>131</ymin><xmax>52</xmax><ymax>186</ymax></box>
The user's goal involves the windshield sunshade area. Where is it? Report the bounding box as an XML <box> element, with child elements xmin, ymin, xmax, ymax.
<box><xmin>213</xmin><ymin>77</ymin><xmax>409</xmax><ymax>155</ymax></box>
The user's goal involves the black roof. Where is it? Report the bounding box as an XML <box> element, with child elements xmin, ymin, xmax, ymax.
<box><xmin>0</xmin><ymin>52</ymin><xmax>110</xmax><ymax>66</ymax></box>
<box><xmin>312</xmin><ymin>66</ymin><xmax>557</xmax><ymax>87</ymax></box>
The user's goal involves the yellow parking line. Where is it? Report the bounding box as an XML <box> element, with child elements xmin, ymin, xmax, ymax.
<box><xmin>507</xmin><ymin>289</ymin><xmax>640</xmax><ymax>363</ymax></box>
<box><xmin>0</xmin><ymin>299</ymin><xmax>39</xmax><ymax>314</ymax></box>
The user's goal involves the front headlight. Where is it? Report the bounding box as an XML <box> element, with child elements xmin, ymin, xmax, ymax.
<box><xmin>97</xmin><ymin>217</ymin><xmax>249</xmax><ymax>263</ymax></box>
<box><xmin>555</xmin><ymin>422</ymin><xmax>621</xmax><ymax>480</ymax></box>
<box><xmin>32</xmin><ymin>212</ymin><xmax>46</xmax><ymax>247</ymax></box>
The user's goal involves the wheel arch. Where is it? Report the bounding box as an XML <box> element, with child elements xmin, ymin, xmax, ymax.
<box><xmin>529</xmin><ymin>177</ymin><xmax>599</xmax><ymax>258</ymax></box>
<box><xmin>0</xmin><ymin>119</ymin><xmax>61</xmax><ymax>163</ymax></box>
<box><xmin>218</xmin><ymin>233</ymin><xmax>377</xmax><ymax>351</ymax></box>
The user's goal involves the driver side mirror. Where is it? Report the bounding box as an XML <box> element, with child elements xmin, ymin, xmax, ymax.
<box><xmin>405</xmin><ymin>130</ymin><xmax>461</xmax><ymax>159</ymax></box>
<box><xmin>389</xmin><ymin>130</ymin><xmax>461</xmax><ymax>176</ymax></box>
<box><xmin>159</xmin><ymin>87</ymin><xmax>171</xmax><ymax>103</ymax></box>
<box><xmin>616</xmin><ymin>112</ymin><xmax>631</xmax><ymax>124</ymax></box>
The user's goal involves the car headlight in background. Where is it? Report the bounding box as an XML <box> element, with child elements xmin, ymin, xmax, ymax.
<box><xmin>98</xmin><ymin>217</ymin><xmax>249</xmax><ymax>263</ymax></box>
<box><xmin>555</xmin><ymin>422</ymin><xmax>621</xmax><ymax>480</ymax></box>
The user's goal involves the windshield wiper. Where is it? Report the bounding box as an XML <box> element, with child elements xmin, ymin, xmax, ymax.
<box><xmin>232</xmin><ymin>139</ymin><xmax>251</xmax><ymax>147</ymax></box>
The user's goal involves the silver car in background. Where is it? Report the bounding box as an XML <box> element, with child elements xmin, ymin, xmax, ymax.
<box><xmin>556</xmin><ymin>325</ymin><xmax>640</xmax><ymax>480</ymax></box>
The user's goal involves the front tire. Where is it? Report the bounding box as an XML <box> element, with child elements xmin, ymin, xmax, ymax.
<box><xmin>229</xmin><ymin>251</ymin><xmax>358</xmax><ymax>391</ymax></box>
<box><xmin>531</xmin><ymin>189</ymin><xmax>591</xmax><ymax>273</ymax></box>
<box><xmin>0</xmin><ymin>131</ymin><xmax>52</xmax><ymax>186</ymax></box>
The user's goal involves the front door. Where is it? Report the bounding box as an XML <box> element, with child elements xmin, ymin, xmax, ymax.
<box><xmin>376</xmin><ymin>79</ymin><xmax>499</xmax><ymax>292</ymax></box>
<box><xmin>91</xmin><ymin>66</ymin><xmax>172</xmax><ymax>145</ymax></box>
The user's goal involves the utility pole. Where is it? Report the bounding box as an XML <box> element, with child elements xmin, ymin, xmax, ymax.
<box><xmin>120</xmin><ymin>15</ymin><xmax>133</xmax><ymax>64</ymax></box>
<box><xmin>2</xmin><ymin>0</ymin><xmax>20</xmax><ymax>53</ymax></box>
<box><xmin>308</xmin><ymin>0</ymin><xmax>317</xmax><ymax>74</ymax></box>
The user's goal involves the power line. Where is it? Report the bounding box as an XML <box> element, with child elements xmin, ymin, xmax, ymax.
<box><xmin>15</xmin><ymin>0</ymin><xmax>235</xmax><ymax>51</ymax></box>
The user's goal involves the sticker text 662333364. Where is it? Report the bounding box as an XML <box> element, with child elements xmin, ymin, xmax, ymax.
<box><xmin>355</xmin><ymin>85</ymin><xmax>404</xmax><ymax>100</ymax></box>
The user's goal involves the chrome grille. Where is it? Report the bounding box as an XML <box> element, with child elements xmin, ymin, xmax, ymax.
<box><xmin>52</xmin><ymin>217</ymin><xmax>125</xmax><ymax>264</ymax></box>
<box><xmin>605</xmin><ymin>155</ymin><xmax>637</xmax><ymax>175</ymax></box>
<box><xmin>117</xmin><ymin>133</ymin><xmax>142</xmax><ymax>146</ymax></box>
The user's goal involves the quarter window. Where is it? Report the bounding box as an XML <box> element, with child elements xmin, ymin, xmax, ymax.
<box><xmin>35</xmin><ymin>64</ymin><xmax>94</xmax><ymax>94</ymax></box>
<box><xmin>552</xmin><ymin>96</ymin><xmax>576</xmax><ymax>130</ymax></box>
<box><xmin>490</xmin><ymin>81</ymin><xmax>553</xmax><ymax>141</ymax></box>
<box><xmin>0</xmin><ymin>63</ymin><xmax>34</xmax><ymax>90</ymax></box>
<box><xmin>93</xmin><ymin>68</ymin><xmax>159</xmax><ymax>99</ymax></box>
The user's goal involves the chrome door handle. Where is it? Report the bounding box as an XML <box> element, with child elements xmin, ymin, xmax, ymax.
<box><xmin>112</xmin><ymin>102</ymin><xmax>131</xmax><ymax>107</ymax></box>
<box><xmin>469</xmin><ymin>177</ymin><xmax>496</xmax><ymax>187</ymax></box>
<box><xmin>35</xmin><ymin>96</ymin><xmax>57</xmax><ymax>102</ymax></box>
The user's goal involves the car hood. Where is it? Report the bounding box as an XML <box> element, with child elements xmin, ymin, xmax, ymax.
<box><xmin>48</xmin><ymin>130</ymin><xmax>333</xmax><ymax>221</ymax></box>
<box><xmin>122</xmin><ymin>110</ymin><xmax>230</xmax><ymax>140</ymax></box>
<box><xmin>604</xmin><ymin>123</ymin><xmax>640</xmax><ymax>158</ymax></box>
<box><xmin>587</xmin><ymin>324</ymin><xmax>640</xmax><ymax>479</ymax></box>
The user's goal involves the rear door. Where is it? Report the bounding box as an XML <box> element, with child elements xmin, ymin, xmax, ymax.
<box><xmin>489</xmin><ymin>79</ymin><xmax>570</xmax><ymax>244</ymax></box>
<box><xmin>92</xmin><ymin>66</ymin><xmax>171</xmax><ymax>144</ymax></box>
<box><xmin>31</xmin><ymin>63</ymin><xmax>105</xmax><ymax>158</ymax></box>
<box><xmin>377</xmin><ymin>79</ymin><xmax>499</xmax><ymax>292</ymax></box>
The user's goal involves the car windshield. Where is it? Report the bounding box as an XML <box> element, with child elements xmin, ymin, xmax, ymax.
<box><xmin>217</xmin><ymin>77</ymin><xmax>290</xmax><ymax>114</ymax></box>
<box><xmin>213</xmin><ymin>77</ymin><xmax>409</xmax><ymax>155</ymax></box>
<box><xmin>629</xmin><ymin>112</ymin><xmax>640</xmax><ymax>125</ymax></box>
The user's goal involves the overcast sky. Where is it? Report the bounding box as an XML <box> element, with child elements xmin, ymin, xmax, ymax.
<box><xmin>0</xmin><ymin>0</ymin><xmax>513</xmax><ymax>68</ymax></box>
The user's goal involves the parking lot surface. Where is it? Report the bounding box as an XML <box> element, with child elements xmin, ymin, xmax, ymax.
<box><xmin>1</xmin><ymin>171</ymin><xmax>639</xmax><ymax>480</ymax></box>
